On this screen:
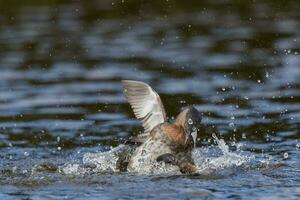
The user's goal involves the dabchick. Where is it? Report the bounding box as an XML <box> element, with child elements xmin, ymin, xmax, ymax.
<box><xmin>122</xmin><ymin>80</ymin><xmax>201</xmax><ymax>174</ymax></box>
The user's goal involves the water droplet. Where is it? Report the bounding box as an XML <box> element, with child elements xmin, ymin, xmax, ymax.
<box><xmin>283</xmin><ymin>152</ymin><xmax>288</xmax><ymax>159</ymax></box>
<box><xmin>24</xmin><ymin>152</ymin><xmax>29</xmax><ymax>157</ymax></box>
<box><xmin>265</xmin><ymin>134</ymin><xmax>270</xmax><ymax>142</ymax></box>
<box><xmin>12</xmin><ymin>166</ymin><xmax>17</xmax><ymax>173</ymax></box>
<box><xmin>188</xmin><ymin>118</ymin><xmax>193</xmax><ymax>125</ymax></box>
<box><xmin>265</xmin><ymin>72</ymin><xmax>270</xmax><ymax>78</ymax></box>
<box><xmin>242</xmin><ymin>133</ymin><xmax>246</xmax><ymax>139</ymax></box>
<box><xmin>229</xmin><ymin>122</ymin><xmax>235</xmax><ymax>128</ymax></box>
<box><xmin>57</xmin><ymin>146</ymin><xmax>62</xmax><ymax>151</ymax></box>
<box><xmin>57</xmin><ymin>136</ymin><xmax>60</xmax><ymax>142</ymax></box>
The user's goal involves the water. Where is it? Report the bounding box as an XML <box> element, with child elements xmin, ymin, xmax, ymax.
<box><xmin>0</xmin><ymin>0</ymin><xmax>300</xmax><ymax>199</ymax></box>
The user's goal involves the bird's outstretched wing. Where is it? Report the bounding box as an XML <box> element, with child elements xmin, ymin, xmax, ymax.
<box><xmin>122</xmin><ymin>80</ymin><xmax>167</xmax><ymax>134</ymax></box>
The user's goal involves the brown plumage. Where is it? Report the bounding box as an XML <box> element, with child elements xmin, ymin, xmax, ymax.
<box><xmin>122</xmin><ymin>80</ymin><xmax>202</xmax><ymax>174</ymax></box>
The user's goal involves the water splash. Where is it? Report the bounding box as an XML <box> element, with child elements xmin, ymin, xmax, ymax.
<box><xmin>59</xmin><ymin>144</ymin><xmax>181</xmax><ymax>175</ymax></box>
<box><xmin>193</xmin><ymin>134</ymin><xmax>254</xmax><ymax>174</ymax></box>
<box><xmin>82</xmin><ymin>145</ymin><xmax>125</xmax><ymax>172</ymax></box>
<box><xmin>59</xmin><ymin>135</ymin><xmax>256</xmax><ymax>175</ymax></box>
<box><xmin>60</xmin><ymin>145</ymin><xmax>130</xmax><ymax>175</ymax></box>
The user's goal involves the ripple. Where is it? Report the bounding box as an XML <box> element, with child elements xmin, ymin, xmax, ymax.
<box><xmin>0</xmin><ymin>0</ymin><xmax>300</xmax><ymax>199</ymax></box>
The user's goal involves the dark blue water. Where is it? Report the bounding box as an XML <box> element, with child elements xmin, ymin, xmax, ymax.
<box><xmin>0</xmin><ymin>0</ymin><xmax>300</xmax><ymax>199</ymax></box>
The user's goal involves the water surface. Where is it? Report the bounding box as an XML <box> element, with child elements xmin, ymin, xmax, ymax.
<box><xmin>0</xmin><ymin>0</ymin><xmax>300</xmax><ymax>199</ymax></box>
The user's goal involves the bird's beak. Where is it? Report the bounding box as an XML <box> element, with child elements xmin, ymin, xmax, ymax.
<box><xmin>185</xmin><ymin>127</ymin><xmax>197</xmax><ymax>148</ymax></box>
<box><xmin>191</xmin><ymin>129</ymin><xmax>197</xmax><ymax>148</ymax></box>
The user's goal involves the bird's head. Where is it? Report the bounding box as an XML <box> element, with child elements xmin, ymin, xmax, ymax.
<box><xmin>175</xmin><ymin>106</ymin><xmax>202</xmax><ymax>148</ymax></box>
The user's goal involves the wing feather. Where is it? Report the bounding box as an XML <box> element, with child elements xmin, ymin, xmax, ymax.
<box><xmin>122</xmin><ymin>80</ymin><xmax>167</xmax><ymax>134</ymax></box>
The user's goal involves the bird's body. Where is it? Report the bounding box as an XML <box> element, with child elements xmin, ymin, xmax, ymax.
<box><xmin>127</xmin><ymin>124</ymin><xmax>193</xmax><ymax>173</ymax></box>
<box><xmin>127</xmin><ymin>125</ymin><xmax>176</xmax><ymax>173</ymax></box>
<box><xmin>122</xmin><ymin>80</ymin><xmax>201</xmax><ymax>174</ymax></box>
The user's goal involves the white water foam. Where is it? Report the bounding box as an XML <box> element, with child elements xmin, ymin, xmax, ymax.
<box><xmin>60</xmin><ymin>134</ymin><xmax>256</xmax><ymax>175</ymax></box>
<box><xmin>82</xmin><ymin>145</ymin><xmax>125</xmax><ymax>173</ymax></box>
<box><xmin>192</xmin><ymin>134</ymin><xmax>254</xmax><ymax>174</ymax></box>
<box><xmin>60</xmin><ymin>145</ymin><xmax>128</xmax><ymax>175</ymax></box>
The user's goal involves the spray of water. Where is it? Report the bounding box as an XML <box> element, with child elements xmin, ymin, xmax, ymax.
<box><xmin>58</xmin><ymin>134</ymin><xmax>257</xmax><ymax>175</ymax></box>
<box><xmin>192</xmin><ymin>133</ymin><xmax>254</xmax><ymax>174</ymax></box>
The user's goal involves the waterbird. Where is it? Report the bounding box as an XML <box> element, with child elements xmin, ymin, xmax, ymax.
<box><xmin>122</xmin><ymin>80</ymin><xmax>201</xmax><ymax>174</ymax></box>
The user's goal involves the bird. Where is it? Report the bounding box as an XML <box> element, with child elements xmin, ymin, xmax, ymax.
<box><xmin>122</xmin><ymin>80</ymin><xmax>202</xmax><ymax>174</ymax></box>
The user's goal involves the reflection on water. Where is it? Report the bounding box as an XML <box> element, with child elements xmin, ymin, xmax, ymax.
<box><xmin>0</xmin><ymin>0</ymin><xmax>300</xmax><ymax>199</ymax></box>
